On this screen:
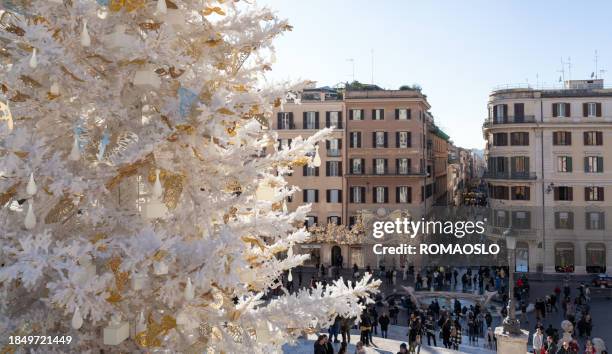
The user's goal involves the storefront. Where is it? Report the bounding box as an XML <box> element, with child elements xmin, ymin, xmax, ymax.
<box><xmin>300</xmin><ymin>244</ymin><xmax>321</xmax><ymax>267</ymax></box>
<box><xmin>555</xmin><ymin>242</ymin><xmax>575</xmax><ymax>273</ymax></box>
<box><xmin>586</xmin><ymin>243</ymin><xmax>606</xmax><ymax>274</ymax></box>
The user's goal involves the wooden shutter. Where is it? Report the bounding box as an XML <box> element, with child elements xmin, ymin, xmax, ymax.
<box><xmin>565</xmin><ymin>103</ymin><xmax>571</xmax><ymax>117</ymax></box>
<box><xmin>569</xmin><ymin>187</ymin><xmax>573</xmax><ymax>201</ymax></box>
<box><xmin>567</xmin><ymin>157</ymin><xmax>572</xmax><ymax>172</ymax></box>
<box><xmin>325</xmin><ymin>162</ymin><xmax>330</xmax><ymax>176</ymax></box>
<box><xmin>338</xmin><ymin>112</ymin><xmax>343</xmax><ymax>128</ymax></box>
<box><xmin>596</xmin><ymin>103</ymin><xmax>602</xmax><ymax>117</ymax></box>
<box><xmin>396</xmin><ymin>187</ymin><xmax>400</xmax><ymax>203</ymax></box>
<box><xmin>360</xmin><ymin>110</ymin><xmax>364</xmax><ymax>120</ymax></box>
<box><xmin>338</xmin><ymin>162</ymin><xmax>342</xmax><ymax>176</ymax></box>
<box><xmin>361</xmin><ymin>187</ymin><xmax>366</xmax><ymax>202</ymax></box>
<box><xmin>326</xmin><ymin>140</ymin><xmax>330</xmax><ymax>150</ymax></box>
<box><xmin>302</xmin><ymin>166</ymin><xmax>307</xmax><ymax>176</ymax></box>
<box><xmin>493</xmin><ymin>106</ymin><xmax>498</xmax><ymax>119</ymax></box>
<box><xmin>395</xmin><ymin>109</ymin><xmax>399</xmax><ymax>120</ymax></box>
<box><xmin>314</xmin><ymin>190</ymin><xmax>319</xmax><ymax>202</ymax></box>
<box><xmin>585</xmin><ymin>157</ymin><xmax>589</xmax><ymax>172</ymax></box>
<box><xmin>372</xmin><ymin>132</ymin><xmax>376</xmax><ymax>148</ymax></box>
<box><xmin>372</xmin><ymin>159</ymin><xmax>376</xmax><ymax>174</ymax></box>
<box><xmin>384</xmin><ymin>132</ymin><xmax>388</xmax><ymax>147</ymax></box>
<box><xmin>288</xmin><ymin>112</ymin><xmax>294</xmax><ymax>128</ymax></box>
<box><xmin>357</xmin><ymin>132</ymin><xmax>361</xmax><ymax>147</ymax></box>
<box><xmin>338</xmin><ymin>191</ymin><xmax>343</xmax><ymax>203</ymax></box>
<box><xmin>372</xmin><ymin>188</ymin><xmax>377</xmax><ymax>203</ymax></box>
<box><xmin>596</xmin><ymin>132</ymin><xmax>603</xmax><ymax>145</ymax></box>
<box><xmin>315</xmin><ymin>112</ymin><xmax>320</xmax><ymax>129</ymax></box>
<box><xmin>396</xmin><ymin>132</ymin><xmax>400</xmax><ymax>148</ymax></box>
<box><xmin>408</xmin><ymin>109</ymin><xmax>412</xmax><ymax>119</ymax></box>
<box><xmin>598</xmin><ymin>157</ymin><xmax>604</xmax><ymax>172</ymax></box>
<box><xmin>566</xmin><ymin>132</ymin><xmax>571</xmax><ymax>145</ymax></box>
<box><xmin>349</xmin><ymin>159</ymin><xmax>353</xmax><ymax>173</ymax></box>
<box><xmin>303</xmin><ymin>190</ymin><xmax>307</xmax><ymax>202</ymax></box>
<box><xmin>384</xmin><ymin>187</ymin><xmax>389</xmax><ymax>203</ymax></box>
<box><xmin>583</xmin><ymin>103</ymin><xmax>588</xmax><ymax>117</ymax></box>
<box><xmin>338</xmin><ymin>139</ymin><xmax>342</xmax><ymax>149</ymax></box>
<box><xmin>552</xmin><ymin>132</ymin><xmax>558</xmax><ymax>145</ymax></box>
<box><xmin>407</xmin><ymin>132</ymin><xmax>412</xmax><ymax>147</ymax></box>
<box><xmin>326</xmin><ymin>112</ymin><xmax>330</xmax><ymax>128</ymax></box>
<box><xmin>552</xmin><ymin>103</ymin><xmax>558</xmax><ymax>117</ymax></box>
<box><xmin>277</xmin><ymin>112</ymin><xmax>282</xmax><ymax>128</ymax></box>
<box><xmin>315</xmin><ymin>166</ymin><xmax>320</xmax><ymax>176</ymax></box>
<box><xmin>384</xmin><ymin>159</ymin><xmax>388</xmax><ymax>174</ymax></box>
<box><xmin>349</xmin><ymin>188</ymin><xmax>354</xmax><ymax>203</ymax></box>
<box><xmin>326</xmin><ymin>189</ymin><xmax>330</xmax><ymax>203</ymax></box>
<box><xmin>503</xmin><ymin>104</ymin><xmax>508</xmax><ymax>120</ymax></box>
<box><xmin>349</xmin><ymin>109</ymin><xmax>353</xmax><ymax>120</ymax></box>
<box><xmin>380</xmin><ymin>109</ymin><xmax>384</xmax><ymax>120</ymax></box>
<box><xmin>372</xmin><ymin>109</ymin><xmax>376</xmax><ymax>120</ymax></box>
<box><xmin>514</xmin><ymin>103</ymin><xmax>524</xmax><ymax>119</ymax></box>
<box><xmin>408</xmin><ymin>187</ymin><xmax>412</xmax><ymax>203</ymax></box>
<box><xmin>584</xmin><ymin>132</ymin><xmax>589</xmax><ymax>145</ymax></box>
<box><xmin>302</xmin><ymin>112</ymin><xmax>307</xmax><ymax>128</ymax></box>
<box><xmin>554</xmin><ymin>187</ymin><xmax>559</xmax><ymax>201</ymax></box>
<box><xmin>395</xmin><ymin>159</ymin><xmax>399</xmax><ymax>174</ymax></box>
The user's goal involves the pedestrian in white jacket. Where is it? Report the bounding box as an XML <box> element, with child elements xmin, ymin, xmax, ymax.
<box><xmin>532</xmin><ymin>327</ymin><xmax>544</xmax><ymax>354</ymax></box>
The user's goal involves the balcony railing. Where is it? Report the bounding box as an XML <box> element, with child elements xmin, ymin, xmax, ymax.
<box><xmin>483</xmin><ymin>115</ymin><xmax>536</xmax><ymax>128</ymax></box>
<box><xmin>483</xmin><ymin>171</ymin><xmax>537</xmax><ymax>180</ymax></box>
<box><xmin>348</xmin><ymin>168</ymin><xmax>426</xmax><ymax>176</ymax></box>
<box><xmin>327</xmin><ymin>149</ymin><xmax>341</xmax><ymax>157</ymax></box>
<box><xmin>487</xmin><ymin>225</ymin><xmax>537</xmax><ymax>238</ymax></box>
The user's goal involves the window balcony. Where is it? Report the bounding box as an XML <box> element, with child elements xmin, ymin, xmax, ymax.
<box><xmin>327</xmin><ymin>149</ymin><xmax>341</xmax><ymax>157</ymax></box>
<box><xmin>483</xmin><ymin>115</ymin><xmax>536</xmax><ymax>128</ymax></box>
<box><xmin>483</xmin><ymin>171</ymin><xmax>537</xmax><ymax>180</ymax></box>
<box><xmin>348</xmin><ymin>168</ymin><xmax>426</xmax><ymax>176</ymax></box>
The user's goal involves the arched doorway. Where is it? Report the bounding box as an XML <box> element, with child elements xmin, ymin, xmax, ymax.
<box><xmin>515</xmin><ymin>242</ymin><xmax>529</xmax><ymax>272</ymax></box>
<box><xmin>586</xmin><ymin>243</ymin><xmax>606</xmax><ymax>274</ymax></box>
<box><xmin>555</xmin><ymin>242</ymin><xmax>575</xmax><ymax>273</ymax></box>
<box><xmin>331</xmin><ymin>245</ymin><xmax>342</xmax><ymax>267</ymax></box>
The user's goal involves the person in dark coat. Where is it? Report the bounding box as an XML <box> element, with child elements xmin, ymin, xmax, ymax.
<box><xmin>425</xmin><ymin>314</ymin><xmax>436</xmax><ymax>346</ymax></box>
<box><xmin>359</xmin><ymin>312</ymin><xmax>372</xmax><ymax>346</ymax></box>
<box><xmin>314</xmin><ymin>334</ymin><xmax>327</xmax><ymax>354</ymax></box>
<box><xmin>379</xmin><ymin>312</ymin><xmax>390</xmax><ymax>338</ymax></box>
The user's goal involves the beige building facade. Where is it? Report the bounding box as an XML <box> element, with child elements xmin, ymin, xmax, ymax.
<box><xmin>483</xmin><ymin>79</ymin><xmax>612</xmax><ymax>275</ymax></box>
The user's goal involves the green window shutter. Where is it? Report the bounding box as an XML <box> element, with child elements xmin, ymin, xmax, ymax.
<box><xmin>567</xmin><ymin>157</ymin><xmax>572</xmax><ymax>172</ymax></box>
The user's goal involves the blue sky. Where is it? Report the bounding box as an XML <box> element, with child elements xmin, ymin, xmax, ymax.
<box><xmin>259</xmin><ymin>0</ymin><xmax>612</xmax><ymax>149</ymax></box>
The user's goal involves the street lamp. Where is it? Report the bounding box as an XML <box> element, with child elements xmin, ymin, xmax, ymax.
<box><xmin>502</xmin><ymin>229</ymin><xmax>522</xmax><ymax>335</ymax></box>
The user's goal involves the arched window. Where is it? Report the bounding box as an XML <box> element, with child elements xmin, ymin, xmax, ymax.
<box><xmin>586</xmin><ymin>243</ymin><xmax>606</xmax><ymax>274</ymax></box>
<box><xmin>555</xmin><ymin>242</ymin><xmax>574</xmax><ymax>273</ymax></box>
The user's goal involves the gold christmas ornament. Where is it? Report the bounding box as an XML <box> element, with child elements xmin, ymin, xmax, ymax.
<box><xmin>135</xmin><ymin>313</ymin><xmax>177</xmax><ymax>348</ymax></box>
<box><xmin>162</xmin><ymin>172</ymin><xmax>184</xmax><ymax>210</ymax></box>
<box><xmin>0</xmin><ymin>182</ymin><xmax>20</xmax><ymax>206</ymax></box>
<box><xmin>202</xmin><ymin>7</ymin><xmax>226</xmax><ymax>16</ymax></box>
<box><xmin>109</xmin><ymin>0</ymin><xmax>146</xmax><ymax>12</ymax></box>
<box><xmin>44</xmin><ymin>194</ymin><xmax>79</xmax><ymax>224</ymax></box>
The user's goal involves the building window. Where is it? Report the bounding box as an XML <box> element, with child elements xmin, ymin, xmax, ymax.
<box><xmin>555</xmin><ymin>212</ymin><xmax>574</xmax><ymax>229</ymax></box>
<box><xmin>303</xmin><ymin>166</ymin><xmax>319</xmax><ymax>176</ymax></box>
<box><xmin>277</xmin><ymin>112</ymin><xmax>293</xmax><ymax>129</ymax></box>
<box><xmin>511</xmin><ymin>186</ymin><xmax>530</xmax><ymax>200</ymax></box>
<box><xmin>372</xmin><ymin>109</ymin><xmax>384</xmax><ymax>120</ymax></box>
<box><xmin>514</xmin><ymin>103</ymin><xmax>525</xmax><ymax>121</ymax></box>
<box><xmin>326</xmin><ymin>189</ymin><xmax>342</xmax><ymax>203</ymax></box>
<box><xmin>396</xmin><ymin>131</ymin><xmax>411</xmax><ymax>148</ymax></box>
<box><xmin>303</xmin><ymin>189</ymin><xmax>319</xmax><ymax>203</ymax></box>
<box><xmin>584</xmin><ymin>156</ymin><xmax>603</xmax><ymax>173</ymax></box>
<box><xmin>511</xmin><ymin>156</ymin><xmax>529</xmax><ymax>174</ymax></box>
<box><xmin>490</xmin><ymin>185</ymin><xmax>509</xmax><ymax>200</ymax></box>
<box><xmin>304</xmin><ymin>111</ymin><xmax>318</xmax><ymax>129</ymax></box>
<box><xmin>374</xmin><ymin>131</ymin><xmax>387</xmax><ymax>148</ymax></box>
<box><xmin>583</xmin><ymin>102</ymin><xmax>602</xmax><ymax>117</ymax></box>
<box><xmin>512</xmin><ymin>211</ymin><xmax>531</xmax><ymax>229</ymax></box>
<box><xmin>553</xmin><ymin>131</ymin><xmax>572</xmax><ymax>145</ymax></box>
<box><xmin>350</xmin><ymin>187</ymin><xmax>365</xmax><ymax>204</ymax></box>
<box><xmin>396</xmin><ymin>108</ymin><xmax>410</xmax><ymax>120</ymax></box>
<box><xmin>278</xmin><ymin>138</ymin><xmax>292</xmax><ymax>151</ymax></box>
<box><xmin>326</xmin><ymin>161</ymin><xmax>341</xmax><ymax>177</ymax></box>
<box><xmin>585</xmin><ymin>186</ymin><xmax>604</xmax><ymax>201</ymax></box>
<box><xmin>326</xmin><ymin>138</ymin><xmax>341</xmax><ymax>157</ymax></box>
<box><xmin>397</xmin><ymin>186</ymin><xmax>412</xmax><ymax>203</ymax></box>
<box><xmin>586</xmin><ymin>243</ymin><xmax>606</xmax><ymax>274</ymax></box>
<box><xmin>350</xmin><ymin>158</ymin><xmax>363</xmax><ymax>174</ymax></box>
<box><xmin>493</xmin><ymin>133</ymin><xmax>508</xmax><ymax>146</ymax></box>
<box><xmin>553</xmin><ymin>103</ymin><xmax>570</xmax><ymax>118</ymax></box>
<box><xmin>326</xmin><ymin>111</ymin><xmax>342</xmax><ymax>128</ymax></box>
<box><xmin>350</xmin><ymin>109</ymin><xmax>363</xmax><ymax>120</ymax></box>
<box><xmin>557</xmin><ymin>156</ymin><xmax>572</xmax><ymax>172</ymax></box>
<box><xmin>494</xmin><ymin>210</ymin><xmax>509</xmax><ymax>227</ymax></box>
<box><xmin>510</xmin><ymin>132</ymin><xmax>529</xmax><ymax>146</ymax></box>
<box><xmin>583</xmin><ymin>131</ymin><xmax>603</xmax><ymax>146</ymax></box>
<box><xmin>305</xmin><ymin>215</ymin><xmax>317</xmax><ymax>227</ymax></box>
<box><xmin>350</xmin><ymin>132</ymin><xmax>362</xmax><ymax>148</ymax></box>
<box><xmin>374</xmin><ymin>186</ymin><xmax>388</xmax><ymax>204</ymax></box>
<box><xmin>554</xmin><ymin>186</ymin><xmax>573</xmax><ymax>201</ymax></box>
<box><xmin>397</xmin><ymin>158</ymin><xmax>411</xmax><ymax>175</ymax></box>
<box><xmin>493</xmin><ymin>104</ymin><xmax>507</xmax><ymax>123</ymax></box>
<box><xmin>586</xmin><ymin>212</ymin><xmax>605</xmax><ymax>230</ymax></box>
<box><xmin>328</xmin><ymin>216</ymin><xmax>341</xmax><ymax>225</ymax></box>
<box><xmin>374</xmin><ymin>158</ymin><xmax>387</xmax><ymax>175</ymax></box>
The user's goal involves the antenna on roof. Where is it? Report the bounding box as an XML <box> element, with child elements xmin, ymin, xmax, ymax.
<box><xmin>370</xmin><ymin>49</ymin><xmax>374</xmax><ymax>85</ymax></box>
<box><xmin>567</xmin><ymin>57</ymin><xmax>572</xmax><ymax>81</ymax></box>
<box><xmin>346</xmin><ymin>58</ymin><xmax>355</xmax><ymax>82</ymax></box>
<box><xmin>557</xmin><ymin>57</ymin><xmax>565</xmax><ymax>84</ymax></box>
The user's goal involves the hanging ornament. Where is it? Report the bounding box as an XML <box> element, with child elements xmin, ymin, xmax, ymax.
<box><xmin>97</xmin><ymin>129</ymin><xmax>110</xmax><ymax>162</ymax></box>
<box><xmin>288</xmin><ymin>269</ymin><xmax>292</xmax><ymax>282</ymax></box>
<box><xmin>312</xmin><ymin>144</ymin><xmax>321</xmax><ymax>167</ymax></box>
<box><xmin>26</xmin><ymin>172</ymin><xmax>37</xmax><ymax>196</ymax></box>
<box><xmin>0</xmin><ymin>101</ymin><xmax>13</xmax><ymax>132</ymax></box>
<box><xmin>72</xmin><ymin>306</ymin><xmax>83</xmax><ymax>330</ymax></box>
<box><xmin>152</xmin><ymin>169</ymin><xmax>163</xmax><ymax>199</ymax></box>
<box><xmin>28</xmin><ymin>48</ymin><xmax>37</xmax><ymax>69</ymax></box>
<box><xmin>69</xmin><ymin>135</ymin><xmax>81</xmax><ymax>161</ymax></box>
<box><xmin>282</xmin><ymin>200</ymin><xmax>288</xmax><ymax>213</ymax></box>
<box><xmin>97</xmin><ymin>7</ymin><xmax>109</xmax><ymax>19</ymax></box>
<box><xmin>80</xmin><ymin>21</ymin><xmax>91</xmax><ymax>47</ymax></box>
<box><xmin>184</xmin><ymin>277</ymin><xmax>194</xmax><ymax>301</ymax></box>
<box><xmin>133</xmin><ymin>65</ymin><xmax>161</xmax><ymax>89</ymax></box>
<box><xmin>135</xmin><ymin>311</ymin><xmax>146</xmax><ymax>334</ymax></box>
<box><xmin>50</xmin><ymin>82</ymin><xmax>60</xmax><ymax>96</ymax></box>
<box><xmin>156</xmin><ymin>0</ymin><xmax>167</xmax><ymax>14</ymax></box>
<box><xmin>131</xmin><ymin>272</ymin><xmax>147</xmax><ymax>290</ymax></box>
<box><xmin>103</xmin><ymin>314</ymin><xmax>129</xmax><ymax>345</ymax></box>
<box><xmin>24</xmin><ymin>199</ymin><xmax>36</xmax><ymax>230</ymax></box>
<box><xmin>153</xmin><ymin>261</ymin><xmax>168</xmax><ymax>275</ymax></box>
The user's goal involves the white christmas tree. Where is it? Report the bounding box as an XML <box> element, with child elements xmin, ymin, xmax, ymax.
<box><xmin>0</xmin><ymin>1</ymin><xmax>379</xmax><ymax>352</ymax></box>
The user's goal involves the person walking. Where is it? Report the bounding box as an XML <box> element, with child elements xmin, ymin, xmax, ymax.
<box><xmin>359</xmin><ymin>312</ymin><xmax>372</xmax><ymax>346</ymax></box>
<box><xmin>544</xmin><ymin>336</ymin><xmax>557</xmax><ymax>354</ymax></box>
<box><xmin>532</xmin><ymin>327</ymin><xmax>544</xmax><ymax>354</ymax></box>
<box><xmin>340</xmin><ymin>317</ymin><xmax>353</xmax><ymax>344</ymax></box>
<box><xmin>314</xmin><ymin>334</ymin><xmax>327</xmax><ymax>354</ymax></box>
<box><xmin>379</xmin><ymin>312</ymin><xmax>390</xmax><ymax>339</ymax></box>
<box><xmin>424</xmin><ymin>314</ymin><xmax>436</xmax><ymax>347</ymax></box>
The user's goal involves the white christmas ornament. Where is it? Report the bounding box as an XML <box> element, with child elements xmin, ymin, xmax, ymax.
<box><xmin>24</xmin><ymin>200</ymin><xmax>36</xmax><ymax>230</ymax></box>
<box><xmin>103</xmin><ymin>315</ymin><xmax>129</xmax><ymax>345</ymax></box>
<box><xmin>97</xmin><ymin>7</ymin><xmax>108</xmax><ymax>19</ymax></box>
<box><xmin>69</xmin><ymin>135</ymin><xmax>81</xmax><ymax>161</ymax></box>
<box><xmin>50</xmin><ymin>82</ymin><xmax>60</xmax><ymax>96</ymax></box>
<box><xmin>72</xmin><ymin>306</ymin><xmax>83</xmax><ymax>330</ymax></box>
<box><xmin>153</xmin><ymin>261</ymin><xmax>168</xmax><ymax>275</ymax></box>
<box><xmin>29</xmin><ymin>48</ymin><xmax>37</xmax><ymax>69</ymax></box>
<box><xmin>0</xmin><ymin>101</ymin><xmax>13</xmax><ymax>132</ymax></box>
<box><xmin>312</xmin><ymin>145</ymin><xmax>321</xmax><ymax>167</ymax></box>
<box><xmin>131</xmin><ymin>272</ymin><xmax>147</xmax><ymax>290</ymax></box>
<box><xmin>152</xmin><ymin>169</ymin><xmax>163</xmax><ymax>199</ymax></box>
<box><xmin>80</xmin><ymin>21</ymin><xmax>91</xmax><ymax>47</ymax></box>
<box><xmin>26</xmin><ymin>173</ymin><xmax>37</xmax><ymax>196</ymax></box>
<box><xmin>135</xmin><ymin>311</ymin><xmax>146</xmax><ymax>334</ymax></box>
<box><xmin>133</xmin><ymin>65</ymin><xmax>161</xmax><ymax>89</ymax></box>
<box><xmin>184</xmin><ymin>277</ymin><xmax>194</xmax><ymax>301</ymax></box>
<box><xmin>288</xmin><ymin>269</ymin><xmax>292</xmax><ymax>282</ymax></box>
<box><xmin>156</xmin><ymin>0</ymin><xmax>167</xmax><ymax>14</ymax></box>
